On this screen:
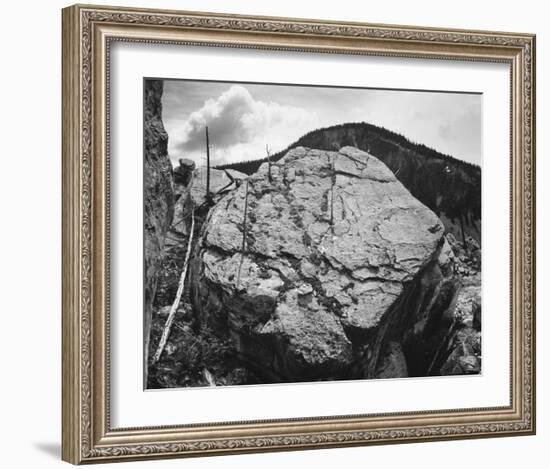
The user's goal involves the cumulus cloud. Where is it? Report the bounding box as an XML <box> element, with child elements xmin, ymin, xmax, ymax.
<box><xmin>170</xmin><ymin>85</ymin><xmax>317</xmax><ymax>166</ymax></box>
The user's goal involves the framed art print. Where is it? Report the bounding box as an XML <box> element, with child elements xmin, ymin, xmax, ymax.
<box><xmin>62</xmin><ymin>4</ymin><xmax>536</xmax><ymax>464</ymax></box>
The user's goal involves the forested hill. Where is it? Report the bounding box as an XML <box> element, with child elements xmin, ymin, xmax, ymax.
<box><xmin>215</xmin><ymin>122</ymin><xmax>481</xmax><ymax>242</ymax></box>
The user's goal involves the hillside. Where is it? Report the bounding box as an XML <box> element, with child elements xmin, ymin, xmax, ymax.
<box><xmin>215</xmin><ymin>122</ymin><xmax>481</xmax><ymax>243</ymax></box>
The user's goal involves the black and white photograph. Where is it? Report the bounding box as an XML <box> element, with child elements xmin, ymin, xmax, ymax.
<box><xmin>143</xmin><ymin>78</ymin><xmax>482</xmax><ymax>390</ymax></box>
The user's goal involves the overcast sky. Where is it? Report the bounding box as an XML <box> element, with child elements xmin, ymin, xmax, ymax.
<box><xmin>160</xmin><ymin>79</ymin><xmax>481</xmax><ymax>168</ymax></box>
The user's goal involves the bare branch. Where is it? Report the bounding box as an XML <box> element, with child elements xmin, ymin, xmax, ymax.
<box><xmin>205</xmin><ymin>126</ymin><xmax>211</xmax><ymax>203</ymax></box>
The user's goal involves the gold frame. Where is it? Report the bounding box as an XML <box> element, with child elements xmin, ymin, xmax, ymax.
<box><xmin>62</xmin><ymin>3</ymin><xmax>536</xmax><ymax>464</ymax></box>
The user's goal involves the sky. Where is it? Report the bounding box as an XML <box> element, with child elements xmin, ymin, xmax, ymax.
<box><xmin>160</xmin><ymin>79</ymin><xmax>482</xmax><ymax>168</ymax></box>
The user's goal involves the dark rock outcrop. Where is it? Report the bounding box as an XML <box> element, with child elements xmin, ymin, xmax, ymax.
<box><xmin>191</xmin><ymin>147</ymin><xmax>459</xmax><ymax>382</ymax></box>
<box><xmin>143</xmin><ymin>80</ymin><xmax>174</xmax><ymax>367</ymax></box>
<box><xmin>379</xmin><ymin>233</ymin><xmax>481</xmax><ymax>378</ymax></box>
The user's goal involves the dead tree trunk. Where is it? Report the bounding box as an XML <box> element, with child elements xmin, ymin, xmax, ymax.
<box><xmin>330</xmin><ymin>161</ymin><xmax>335</xmax><ymax>234</ymax></box>
<box><xmin>205</xmin><ymin>126</ymin><xmax>211</xmax><ymax>203</ymax></box>
<box><xmin>152</xmin><ymin>209</ymin><xmax>196</xmax><ymax>364</ymax></box>
<box><xmin>266</xmin><ymin>144</ymin><xmax>272</xmax><ymax>183</ymax></box>
<box><xmin>459</xmin><ymin>213</ymin><xmax>467</xmax><ymax>249</ymax></box>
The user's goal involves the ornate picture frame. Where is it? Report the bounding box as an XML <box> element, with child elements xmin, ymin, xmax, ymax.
<box><xmin>62</xmin><ymin>4</ymin><xmax>535</xmax><ymax>464</ymax></box>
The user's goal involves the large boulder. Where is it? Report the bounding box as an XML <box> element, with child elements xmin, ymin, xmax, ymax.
<box><xmin>191</xmin><ymin>146</ymin><xmax>446</xmax><ymax>381</ymax></box>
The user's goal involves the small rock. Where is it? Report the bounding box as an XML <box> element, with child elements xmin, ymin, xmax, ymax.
<box><xmin>296</xmin><ymin>283</ymin><xmax>313</xmax><ymax>295</ymax></box>
<box><xmin>174</xmin><ymin>158</ymin><xmax>196</xmax><ymax>186</ymax></box>
<box><xmin>374</xmin><ymin>342</ymin><xmax>408</xmax><ymax>379</ymax></box>
<box><xmin>157</xmin><ymin>305</ymin><xmax>172</xmax><ymax>317</ymax></box>
<box><xmin>440</xmin><ymin>328</ymin><xmax>481</xmax><ymax>375</ymax></box>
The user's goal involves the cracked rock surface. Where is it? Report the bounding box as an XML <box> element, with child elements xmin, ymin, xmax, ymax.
<box><xmin>192</xmin><ymin>146</ymin><xmax>446</xmax><ymax>381</ymax></box>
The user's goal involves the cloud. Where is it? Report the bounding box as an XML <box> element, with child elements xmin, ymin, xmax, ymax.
<box><xmin>162</xmin><ymin>81</ymin><xmax>481</xmax><ymax>167</ymax></box>
<box><xmin>169</xmin><ymin>85</ymin><xmax>317</xmax><ymax>166</ymax></box>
